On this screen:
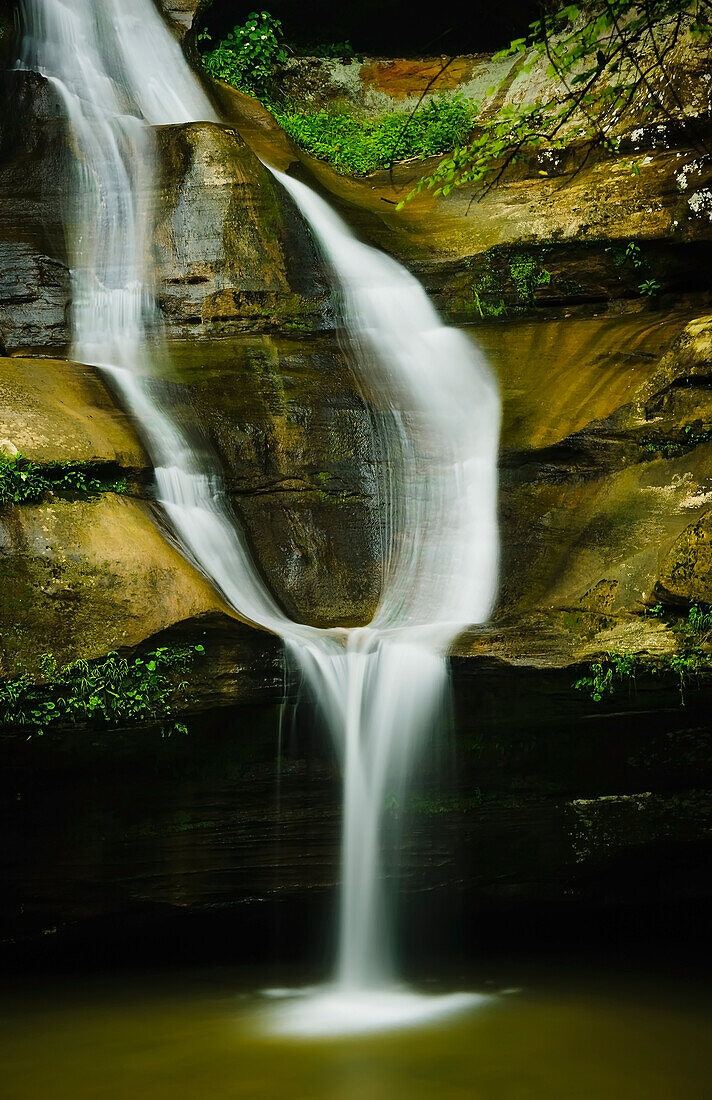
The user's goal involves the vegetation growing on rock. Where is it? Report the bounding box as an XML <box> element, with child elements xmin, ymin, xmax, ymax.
<box><xmin>200</xmin><ymin>2</ymin><xmax>711</xmax><ymax>204</ymax></box>
<box><xmin>574</xmin><ymin>602</ymin><xmax>712</xmax><ymax>703</ymax></box>
<box><xmin>274</xmin><ymin>96</ymin><xmax>478</xmax><ymax>177</ymax></box>
<box><xmin>0</xmin><ymin>452</ymin><xmax>128</xmax><ymax>506</ymax></box>
<box><xmin>199</xmin><ymin>11</ymin><xmax>478</xmax><ymax>176</ymax></box>
<box><xmin>0</xmin><ymin>645</ymin><xmax>205</xmax><ymax>738</ymax></box>
<box><xmin>199</xmin><ymin>11</ymin><xmax>287</xmax><ymax>99</ymax></box>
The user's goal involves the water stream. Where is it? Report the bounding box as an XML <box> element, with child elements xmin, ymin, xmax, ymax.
<box><xmin>17</xmin><ymin>0</ymin><xmax>499</xmax><ymax>1034</ymax></box>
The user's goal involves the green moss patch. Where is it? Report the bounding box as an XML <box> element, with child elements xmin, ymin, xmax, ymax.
<box><xmin>274</xmin><ymin>96</ymin><xmax>478</xmax><ymax>177</ymax></box>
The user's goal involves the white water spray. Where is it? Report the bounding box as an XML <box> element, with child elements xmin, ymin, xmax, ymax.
<box><xmin>18</xmin><ymin>0</ymin><xmax>499</xmax><ymax>1032</ymax></box>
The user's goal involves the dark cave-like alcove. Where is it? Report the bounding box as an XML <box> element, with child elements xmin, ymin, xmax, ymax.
<box><xmin>201</xmin><ymin>0</ymin><xmax>543</xmax><ymax>57</ymax></box>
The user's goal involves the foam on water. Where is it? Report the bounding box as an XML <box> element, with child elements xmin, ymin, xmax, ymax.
<box><xmin>261</xmin><ymin>987</ymin><xmax>490</xmax><ymax>1038</ymax></box>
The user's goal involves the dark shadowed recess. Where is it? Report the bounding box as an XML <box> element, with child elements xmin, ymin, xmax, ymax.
<box><xmin>2</xmin><ymin>665</ymin><xmax>711</xmax><ymax>979</ymax></box>
<box><xmin>202</xmin><ymin>0</ymin><xmax>542</xmax><ymax>57</ymax></box>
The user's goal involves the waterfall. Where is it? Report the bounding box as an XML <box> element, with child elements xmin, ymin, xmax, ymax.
<box><xmin>17</xmin><ymin>0</ymin><xmax>499</xmax><ymax>1033</ymax></box>
<box><xmin>272</xmin><ymin>171</ymin><xmax>500</xmax><ymax>994</ymax></box>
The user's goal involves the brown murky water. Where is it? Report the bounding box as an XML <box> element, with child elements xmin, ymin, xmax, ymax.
<box><xmin>1</xmin><ymin>967</ymin><xmax>709</xmax><ymax>1098</ymax></box>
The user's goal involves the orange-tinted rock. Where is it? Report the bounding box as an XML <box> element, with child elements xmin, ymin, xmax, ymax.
<box><xmin>359</xmin><ymin>57</ymin><xmax>480</xmax><ymax>98</ymax></box>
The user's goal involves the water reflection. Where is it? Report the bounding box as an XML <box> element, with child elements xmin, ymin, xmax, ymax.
<box><xmin>1</xmin><ymin>966</ymin><xmax>710</xmax><ymax>1098</ymax></box>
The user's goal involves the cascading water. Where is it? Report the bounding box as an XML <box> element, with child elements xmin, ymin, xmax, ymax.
<box><xmin>272</xmin><ymin>171</ymin><xmax>500</xmax><ymax>1000</ymax></box>
<box><xmin>17</xmin><ymin>0</ymin><xmax>499</xmax><ymax>1034</ymax></box>
<box><xmin>17</xmin><ymin>0</ymin><xmax>292</xmax><ymax>632</ymax></box>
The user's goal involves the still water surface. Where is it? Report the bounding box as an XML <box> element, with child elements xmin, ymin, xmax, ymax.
<box><xmin>1</xmin><ymin>966</ymin><xmax>709</xmax><ymax>1098</ymax></box>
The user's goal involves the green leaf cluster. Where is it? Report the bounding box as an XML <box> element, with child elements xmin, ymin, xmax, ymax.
<box><xmin>274</xmin><ymin>95</ymin><xmax>478</xmax><ymax>177</ymax></box>
<box><xmin>574</xmin><ymin>652</ymin><xmax>638</xmax><ymax>701</ymax></box>
<box><xmin>199</xmin><ymin>13</ymin><xmax>477</xmax><ymax>176</ymax></box>
<box><xmin>401</xmin><ymin>0</ymin><xmax>711</xmax><ymax>206</ymax></box>
<box><xmin>509</xmin><ymin>253</ymin><xmax>552</xmax><ymax>301</ymax></box>
<box><xmin>574</xmin><ymin>603</ymin><xmax>712</xmax><ymax>704</ymax></box>
<box><xmin>0</xmin><ymin>452</ymin><xmax>128</xmax><ymax>507</ymax></box>
<box><xmin>0</xmin><ymin>645</ymin><xmax>206</xmax><ymax>738</ymax></box>
<box><xmin>399</xmin><ymin>98</ymin><xmax>578</xmax><ymax>205</ymax></box>
<box><xmin>200</xmin><ymin>11</ymin><xmax>287</xmax><ymax>99</ymax></box>
<box><xmin>640</xmin><ymin>426</ymin><xmax>712</xmax><ymax>455</ymax></box>
<box><xmin>684</xmin><ymin>602</ymin><xmax>712</xmax><ymax>637</ymax></box>
<box><xmin>605</xmin><ymin>240</ymin><xmax>663</xmax><ymax>298</ymax></box>
<box><xmin>607</xmin><ymin>240</ymin><xmax>646</xmax><ymax>268</ymax></box>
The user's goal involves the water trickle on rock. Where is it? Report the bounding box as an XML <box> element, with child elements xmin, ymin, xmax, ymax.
<box><xmin>18</xmin><ymin>0</ymin><xmax>500</xmax><ymax>1033</ymax></box>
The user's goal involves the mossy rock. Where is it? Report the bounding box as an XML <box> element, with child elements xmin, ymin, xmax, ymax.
<box><xmin>0</xmin><ymin>357</ymin><xmax>147</xmax><ymax>467</ymax></box>
<box><xmin>657</xmin><ymin>510</ymin><xmax>712</xmax><ymax>606</ymax></box>
<box><xmin>154</xmin><ymin>122</ymin><xmax>327</xmax><ymax>339</ymax></box>
<box><xmin>0</xmin><ymin>496</ymin><xmax>226</xmax><ymax>676</ymax></box>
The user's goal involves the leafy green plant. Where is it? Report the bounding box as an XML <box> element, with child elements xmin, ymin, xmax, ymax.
<box><xmin>574</xmin><ymin>638</ymin><xmax>712</xmax><ymax>706</ymax></box>
<box><xmin>509</xmin><ymin>253</ymin><xmax>552</xmax><ymax>302</ymax></box>
<box><xmin>686</xmin><ymin>602</ymin><xmax>712</xmax><ymax>637</ymax></box>
<box><xmin>274</xmin><ymin>94</ymin><xmax>478</xmax><ymax>177</ymax></box>
<box><xmin>605</xmin><ymin>240</ymin><xmax>663</xmax><ymax>299</ymax></box>
<box><xmin>201</xmin><ymin>16</ymin><xmax>478</xmax><ymax>175</ymax></box>
<box><xmin>0</xmin><ymin>453</ymin><xmax>127</xmax><ymax>507</ymax></box>
<box><xmin>0</xmin><ymin>645</ymin><xmax>205</xmax><ymax>738</ymax></box>
<box><xmin>400</xmin><ymin>0</ymin><xmax>711</xmax><ymax>206</ymax></box>
<box><xmin>0</xmin><ymin>453</ymin><xmax>47</xmax><ymax>504</ymax></box>
<box><xmin>399</xmin><ymin>98</ymin><xmax>568</xmax><ymax>204</ymax></box>
<box><xmin>667</xmin><ymin>648</ymin><xmax>705</xmax><ymax>704</ymax></box>
<box><xmin>574</xmin><ymin>651</ymin><xmax>637</xmax><ymax>701</ymax></box>
<box><xmin>639</xmin><ymin>424</ymin><xmax>712</xmax><ymax>456</ymax></box>
<box><xmin>200</xmin><ymin>11</ymin><xmax>288</xmax><ymax>99</ymax></box>
<box><xmin>472</xmin><ymin>287</ymin><xmax>508</xmax><ymax>318</ymax></box>
<box><xmin>607</xmin><ymin>240</ymin><xmax>646</xmax><ymax>269</ymax></box>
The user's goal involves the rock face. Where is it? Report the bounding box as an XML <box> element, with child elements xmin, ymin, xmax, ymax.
<box><xmin>13</xmin><ymin>312</ymin><xmax>712</xmax><ymax>675</ymax></box>
<box><xmin>3</xmin><ymin>64</ymin><xmax>712</xmax><ymax>667</ymax></box>
<box><xmin>204</xmin><ymin>51</ymin><xmax>712</xmax><ymax>665</ymax></box>
<box><xmin>0</xmin><ymin>357</ymin><xmax>227</xmax><ymax>677</ymax></box>
<box><xmin>230</xmin><ymin>33</ymin><xmax>712</xmax><ymax>323</ymax></box>
<box><xmin>0</xmin><ymin>72</ymin><xmax>326</xmax><ymax>352</ymax></box>
<box><xmin>0</xmin><ymin>358</ymin><xmax>146</xmax><ymax>466</ymax></box>
<box><xmin>1</xmin><ymin>21</ymin><xmax>712</xmax><ymax>954</ymax></box>
<box><xmin>1</xmin><ymin>659</ymin><xmax>709</xmax><ymax>961</ymax></box>
<box><xmin>658</xmin><ymin>511</ymin><xmax>712</xmax><ymax>606</ymax></box>
<box><xmin>275</xmin><ymin>54</ymin><xmax>519</xmax><ymax>117</ymax></box>
<box><xmin>459</xmin><ymin>312</ymin><xmax>712</xmax><ymax>665</ymax></box>
<box><xmin>154</xmin><ymin>122</ymin><xmax>327</xmax><ymax>339</ymax></box>
<box><xmin>158</xmin><ymin>0</ymin><xmax>206</xmax><ymax>37</ymax></box>
<box><xmin>149</xmin><ymin>335</ymin><xmax>382</xmax><ymax>626</ymax></box>
<box><xmin>0</xmin><ymin>72</ymin><xmax>71</xmax><ymax>355</ymax></box>
<box><xmin>0</xmin><ymin>494</ymin><xmax>228</xmax><ymax>676</ymax></box>
<box><xmin>0</xmin><ymin>340</ymin><xmax>381</xmax><ymax>677</ymax></box>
